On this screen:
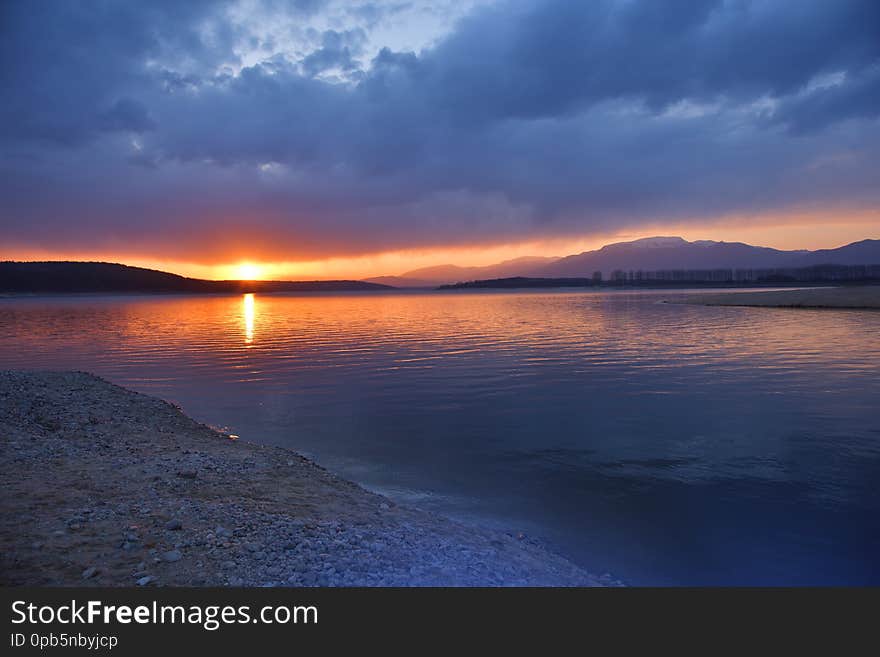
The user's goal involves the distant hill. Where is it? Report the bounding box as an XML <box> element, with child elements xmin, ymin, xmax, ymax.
<box><xmin>366</xmin><ymin>238</ymin><xmax>880</xmax><ymax>286</ymax></box>
<box><xmin>439</xmin><ymin>277</ymin><xmax>597</xmax><ymax>290</ymax></box>
<box><xmin>531</xmin><ymin>237</ymin><xmax>880</xmax><ymax>278</ymax></box>
<box><xmin>787</xmin><ymin>239</ymin><xmax>880</xmax><ymax>267</ymax></box>
<box><xmin>361</xmin><ymin>275</ymin><xmax>438</xmax><ymax>288</ymax></box>
<box><xmin>440</xmin><ymin>263</ymin><xmax>880</xmax><ymax>290</ymax></box>
<box><xmin>365</xmin><ymin>256</ymin><xmax>558</xmax><ymax>287</ymax></box>
<box><xmin>0</xmin><ymin>262</ymin><xmax>392</xmax><ymax>294</ymax></box>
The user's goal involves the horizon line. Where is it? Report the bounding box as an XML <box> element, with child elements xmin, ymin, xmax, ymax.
<box><xmin>3</xmin><ymin>234</ymin><xmax>878</xmax><ymax>283</ymax></box>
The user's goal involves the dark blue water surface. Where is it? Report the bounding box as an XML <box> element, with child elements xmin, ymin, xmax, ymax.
<box><xmin>2</xmin><ymin>289</ymin><xmax>878</xmax><ymax>585</ymax></box>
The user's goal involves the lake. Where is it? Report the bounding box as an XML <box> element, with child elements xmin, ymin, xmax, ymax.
<box><xmin>1</xmin><ymin>289</ymin><xmax>878</xmax><ymax>585</ymax></box>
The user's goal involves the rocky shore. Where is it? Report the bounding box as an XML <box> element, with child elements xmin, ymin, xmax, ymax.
<box><xmin>677</xmin><ymin>285</ymin><xmax>880</xmax><ymax>309</ymax></box>
<box><xmin>0</xmin><ymin>370</ymin><xmax>612</xmax><ymax>587</ymax></box>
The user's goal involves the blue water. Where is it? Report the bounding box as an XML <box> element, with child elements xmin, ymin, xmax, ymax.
<box><xmin>1</xmin><ymin>288</ymin><xmax>878</xmax><ymax>585</ymax></box>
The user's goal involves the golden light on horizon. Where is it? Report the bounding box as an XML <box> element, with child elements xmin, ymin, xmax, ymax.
<box><xmin>243</xmin><ymin>293</ymin><xmax>255</xmax><ymax>344</ymax></box>
<box><xmin>236</xmin><ymin>262</ymin><xmax>263</xmax><ymax>280</ymax></box>
<box><xmin>4</xmin><ymin>208</ymin><xmax>876</xmax><ymax>282</ymax></box>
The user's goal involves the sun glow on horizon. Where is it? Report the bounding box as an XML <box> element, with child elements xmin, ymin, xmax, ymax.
<box><xmin>3</xmin><ymin>208</ymin><xmax>876</xmax><ymax>282</ymax></box>
<box><xmin>235</xmin><ymin>262</ymin><xmax>263</xmax><ymax>280</ymax></box>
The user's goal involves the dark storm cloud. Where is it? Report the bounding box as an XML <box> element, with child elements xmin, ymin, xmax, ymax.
<box><xmin>0</xmin><ymin>0</ymin><xmax>230</xmax><ymax>145</ymax></box>
<box><xmin>0</xmin><ymin>0</ymin><xmax>878</xmax><ymax>260</ymax></box>
<box><xmin>770</xmin><ymin>66</ymin><xmax>880</xmax><ymax>135</ymax></box>
<box><xmin>420</xmin><ymin>0</ymin><xmax>880</xmax><ymax>121</ymax></box>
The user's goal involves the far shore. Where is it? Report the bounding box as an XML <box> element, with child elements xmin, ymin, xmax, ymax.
<box><xmin>0</xmin><ymin>370</ymin><xmax>613</xmax><ymax>587</ymax></box>
<box><xmin>673</xmin><ymin>285</ymin><xmax>880</xmax><ymax>310</ymax></box>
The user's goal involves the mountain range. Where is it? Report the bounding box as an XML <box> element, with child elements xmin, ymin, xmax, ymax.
<box><xmin>367</xmin><ymin>237</ymin><xmax>880</xmax><ymax>286</ymax></box>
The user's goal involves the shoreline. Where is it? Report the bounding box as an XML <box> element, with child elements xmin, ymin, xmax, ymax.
<box><xmin>0</xmin><ymin>370</ymin><xmax>613</xmax><ymax>587</ymax></box>
<box><xmin>673</xmin><ymin>285</ymin><xmax>880</xmax><ymax>309</ymax></box>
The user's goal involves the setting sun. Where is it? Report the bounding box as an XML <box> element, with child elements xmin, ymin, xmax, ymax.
<box><xmin>235</xmin><ymin>262</ymin><xmax>263</xmax><ymax>280</ymax></box>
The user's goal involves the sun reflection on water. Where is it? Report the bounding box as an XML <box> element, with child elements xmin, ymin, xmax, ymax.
<box><xmin>243</xmin><ymin>293</ymin><xmax>255</xmax><ymax>344</ymax></box>
<box><xmin>2</xmin><ymin>290</ymin><xmax>880</xmax><ymax>585</ymax></box>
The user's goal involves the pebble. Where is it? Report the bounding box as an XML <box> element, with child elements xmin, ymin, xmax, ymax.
<box><xmin>1</xmin><ymin>371</ymin><xmax>611</xmax><ymax>588</ymax></box>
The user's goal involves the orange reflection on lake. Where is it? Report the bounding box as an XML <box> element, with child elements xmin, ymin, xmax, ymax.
<box><xmin>243</xmin><ymin>293</ymin><xmax>255</xmax><ymax>344</ymax></box>
<box><xmin>2</xmin><ymin>288</ymin><xmax>880</xmax><ymax>585</ymax></box>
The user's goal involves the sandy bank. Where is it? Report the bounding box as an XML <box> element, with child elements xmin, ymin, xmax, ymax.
<box><xmin>675</xmin><ymin>286</ymin><xmax>880</xmax><ymax>309</ymax></box>
<box><xmin>0</xmin><ymin>370</ymin><xmax>612</xmax><ymax>587</ymax></box>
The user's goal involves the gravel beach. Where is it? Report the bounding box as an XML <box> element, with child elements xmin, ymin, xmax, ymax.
<box><xmin>0</xmin><ymin>370</ymin><xmax>612</xmax><ymax>587</ymax></box>
<box><xmin>676</xmin><ymin>286</ymin><xmax>880</xmax><ymax>309</ymax></box>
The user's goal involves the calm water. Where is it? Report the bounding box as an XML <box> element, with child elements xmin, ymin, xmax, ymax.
<box><xmin>2</xmin><ymin>289</ymin><xmax>878</xmax><ymax>585</ymax></box>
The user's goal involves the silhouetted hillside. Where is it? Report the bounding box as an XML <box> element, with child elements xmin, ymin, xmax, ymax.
<box><xmin>365</xmin><ymin>256</ymin><xmax>559</xmax><ymax>287</ymax></box>
<box><xmin>788</xmin><ymin>239</ymin><xmax>880</xmax><ymax>267</ymax></box>
<box><xmin>439</xmin><ymin>264</ymin><xmax>880</xmax><ymax>290</ymax></box>
<box><xmin>533</xmin><ymin>237</ymin><xmax>787</xmax><ymax>277</ymax></box>
<box><xmin>0</xmin><ymin>262</ymin><xmax>393</xmax><ymax>294</ymax></box>
<box><xmin>532</xmin><ymin>237</ymin><xmax>880</xmax><ymax>278</ymax></box>
<box><xmin>369</xmin><ymin>237</ymin><xmax>880</xmax><ymax>286</ymax></box>
<box><xmin>439</xmin><ymin>277</ymin><xmax>598</xmax><ymax>290</ymax></box>
<box><xmin>361</xmin><ymin>275</ymin><xmax>438</xmax><ymax>288</ymax></box>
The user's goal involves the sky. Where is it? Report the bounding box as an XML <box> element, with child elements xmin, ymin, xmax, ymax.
<box><xmin>1</xmin><ymin>0</ymin><xmax>879</xmax><ymax>280</ymax></box>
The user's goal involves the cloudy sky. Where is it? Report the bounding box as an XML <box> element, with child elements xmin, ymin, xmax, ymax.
<box><xmin>1</xmin><ymin>0</ymin><xmax>878</xmax><ymax>279</ymax></box>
